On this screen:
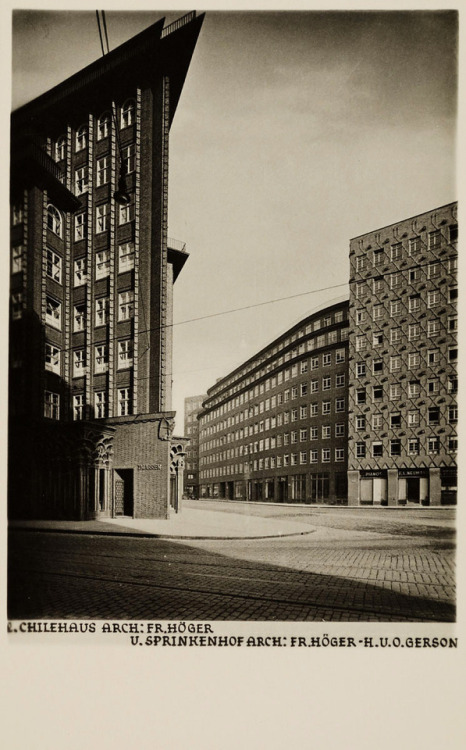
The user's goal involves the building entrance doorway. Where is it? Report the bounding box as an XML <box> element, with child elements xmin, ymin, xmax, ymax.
<box><xmin>406</xmin><ymin>478</ymin><xmax>420</xmax><ymax>503</ymax></box>
<box><xmin>114</xmin><ymin>469</ymin><xmax>133</xmax><ymax>516</ymax></box>
<box><xmin>278</xmin><ymin>477</ymin><xmax>288</xmax><ymax>503</ymax></box>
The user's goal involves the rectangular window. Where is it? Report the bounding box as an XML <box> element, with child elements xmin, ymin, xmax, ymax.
<box><xmin>335</xmin><ymin>448</ymin><xmax>345</xmax><ymax>462</ymax></box>
<box><xmin>390</xmin><ymin>356</ymin><xmax>401</xmax><ymax>372</ymax></box>
<box><xmin>390</xmin><ymin>328</ymin><xmax>401</xmax><ymax>344</ymax></box>
<box><xmin>75</xmin><ymin>166</ymin><xmax>88</xmax><ymax>195</ymax></box>
<box><xmin>391</xmin><ymin>243</ymin><xmax>402</xmax><ymax>261</ymax></box>
<box><xmin>322</xmin><ymin>401</ymin><xmax>331</xmax><ymax>415</ymax></box>
<box><xmin>408</xmin><ymin>381</ymin><xmax>420</xmax><ymax>398</ymax></box>
<box><xmin>373</xmin><ymin>386</ymin><xmax>383</xmax><ymax>401</ymax></box>
<box><xmin>45</xmin><ymin>343</ymin><xmax>60</xmax><ymax>374</ymax></box>
<box><xmin>390</xmin><ymin>383</ymin><xmax>401</xmax><ymax>401</ymax></box>
<box><xmin>310</xmin><ymin>404</ymin><xmax>318</xmax><ymax>417</ymax></box>
<box><xmin>428</xmin><ymin>349</ymin><xmax>440</xmax><ymax>365</ymax></box>
<box><xmin>118</xmin><ymin>200</ymin><xmax>135</xmax><ymax>226</ymax></box>
<box><xmin>372</xmin><ymin>413</ymin><xmax>382</xmax><ymax>430</ymax></box>
<box><xmin>291</xmin><ymin>408</ymin><xmax>298</xmax><ymax>422</ymax></box>
<box><xmin>123</xmin><ymin>143</ymin><xmax>136</xmax><ymax>174</ymax></box>
<box><xmin>44</xmin><ymin>391</ymin><xmax>60</xmax><ymax>420</ymax></box>
<box><xmin>373</xmin><ymin>249</ymin><xmax>384</xmax><ymax>266</ymax></box>
<box><xmin>335</xmin><ymin>423</ymin><xmax>345</xmax><ymax>437</ymax></box>
<box><xmin>74</xmin><ymin>304</ymin><xmax>86</xmax><ymax>332</ymax></box>
<box><xmin>11</xmin><ymin>292</ymin><xmax>24</xmax><ymax>320</ymax></box>
<box><xmin>356</xmin><ymin>389</ymin><xmax>366</xmax><ymax>405</ymax></box>
<box><xmin>448</xmin><ymin>316</ymin><xmax>458</xmax><ymax>332</ymax></box>
<box><xmin>73</xmin><ymin>349</ymin><xmax>86</xmax><ymax>377</ymax></box>
<box><xmin>356</xmin><ymin>335</ymin><xmax>366</xmax><ymax>351</ymax></box>
<box><xmin>322</xmin><ymin>353</ymin><xmax>331</xmax><ymax>367</ymax></box>
<box><xmin>428</xmin><ymin>379</ymin><xmax>439</xmax><ymax>394</ymax></box>
<box><xmin>409</xmin><ymin>268</ymin><xmax>420</xmax><ymax>282</ymax></box>
<box><xmin>291</xmin><ymin>386</ymin><xmax>298</xmax><ymax>399</ymax></box>
<box><xmin>409</xmin><ymin>237</ymin><xmax>421</xmax><ymax>255</ymax></box>
<box><xmin>427</xmin><ymin>319</ymin><xmax>440</xmax><ymax>337</ymax></box>
<box><xmin>449</xmin><ymin>286</ymin><xmax>458</xmax><ymax>303</ymax></box>
<box><xmin>310</xmin><ymin>356</ymin><xmax>319</xmax><ymax>370</ymax></box>
<box><xmin>300</xmin><ymin>383</ymin><xmax>308</xmax><ymax>397</ymax></box>
<box><xmin>310</xmin><ymin>450</ymin><xmax>318</xmax><ymax>464</ymax></box>
<box><xmin>46</xmin><ymin>249</ymin><xmax>62</xmax><ymax>283</ymax></box>
<box><xmin>356</xmin><ymin>309</ymin><xmax>366</xmax><ymax>325</ymax></box>
<box><xmin>322</xmin><ymin>377</ymin><xmax>331</xmax><ymax>390</ymax></box>
<box><xmin>300</xmin><ymin>451</ymin><xmax>307</xmax><ymax>465</ymax></box>
<box><xmin>428</xmin><ymin>262</ymin><xmax>440</xmax><ymax>278</ymax></box>
<box><xmin>118</xmin><ymin>290</ymin><xmax>134</xmax><ymax>321</ymax></box>
<box><xmin>356</xmin><ymin>362</ymin><xmax>366</xmax><ymax>377</ymax></box>
<box><xmin>427</xmin><ymin>290</ymin><xmax>439</xmax><ymax>308</ymax></box>
<box><xmin>428</xmin><ymin>407</ymin><xmax>440</xmax><ymax>425</ymax></box>
<box><xmin>118</xmin><ymin>388</ymin><xmax>132</xmax><ymax>416</ymax></box>
<box><xmin>45</xmin><ymin>297</ymin><xmax>61</xmax><ymax>330</ymax></box>
<box><xmin>74</xmin><ymin>257</ymin><xmax>87</xmax><ymax>287</ymax></box>
<box><xmin>356</xmin><ymin>443</ymin><xmax>366</xmax><ymax>458</ymax></box>
<box><xmin>409</xmin><ymin>295</ymin><xmax>420</xmax><ymax>313</ymax></box>
<box><xmin>336</xmin><ymin>374</ymin><xmax>345</xmax><ymax>388</ymax></box>
<box><xmin>96</xmin><ymin>204</ymin><xmax>108</xmax><ymax>233</ymax></box>
<box><xmin>390</xmin><ymin>300</ymin><xmax>401</xmax><ymax>316</ymax></box>
<box><xmin>299</xmin><ymin>405</ymin><xmax>307</xmax><ymax>419</ymax></box>
<box><xmin>117</xmin><ymin>340</ymin><xmax>133</xmax><ymax>369</ymax></box>
<box><xmin>300</xmin><ymin>428</ymin><xmax>307</xmax><ymax>441</ymax></box>
<box><xmin>390</xmin><ymin>413</ymin><xmax>401</xmax><ymax>428</ymax></box>
<box><xmin>335</xmin><ymin>398</ymin><xmax>345</xmax><ymax>412</ymax></box>
<box><xmin>356</xmin><ymin>282</ymin><xmax>366</xmax><ymax>299</ymax></box>
<box><xmin>95</xmin><ymin>344</ymin><xmax>108</xmax><ymax>374</ymax></box>
<box><xmin>74</xmin><ymin>213</ymin><xmax>87</xmax><ymax>242</ymax></box>
<box><xmin>95</xmin><ymin>297</ymin><xmax>109</xmax><ymax>327</ymax></box>
<box><xmin>408</xmin><ymin>352</ymin><xmax>420</xmax><ymax>368</ymax></box>
<box><xmin>96</xmin><ymin>156</ymin><xmax>109</xmax><ymax>187</ymax></box>
<box><xmin>118</xmin><ymin>243</ymin><xmax>135</xmax><ymax>272</ymax></box>
<box><xmin>310</xmin><ymin>380</ymin><xmax>318</xmax><ymax>393</ymax></box>
<box><xmin>95</xmin><ymin>391</ymin><xmax>107</xmax><ymax>419</ymax></box>
<box><xmin>73</xmin><ymin>394</ymin><xmax>84</xmax><ymax>421</ymax></box>
<box><xmin>310</xmin><ymin>426</ymin><xmax>318</xmax><ymax>440</ymax></box>
<box><xmin>391</xmin><ymin>272</ymin><xmax>401</xmax><ymax>288</ymax></box>
<box><xmin>356</xmin><ymin>256</ymin><xmax>366</xmax><ymax>271</ymax></box>
<box><xmin>390</xmin><ymin>440</ymin><xmax>401</xmax><ymax>456</ymax></box>
<box><xmin>373</xmin><ymin>359</ymin><xmax>383</xmax><ymax>374</ymax></box>
<box><xmin>335</xmin><ymin>349</ymin><xmax>345</xmax><ymax>363</ymax></box>
<box><xmin>408</xmin><ymin>411</ymin><xmax>419</xmax><ymax>426</ymax></box>
<box><xmin>428</xmin><ymin>231</ymin><xmax>441</xmax><ymax>251</ymax></box>
<box><xmin>372</xmin><ymin>442</ymin><xmax>383</xmax><ymax>457</ymax></box>
<box><xmin>322</xmin><ymin>448</ymin><xmax>330</xmax><ymax>463</ymax></box>
<box><xmin>448</xmin><ymin>438</ymin><xmax>457</xmax><ymax>453</ymax></box>
<box><xmin>373</xmin><ymin>332</ymin><xmax>383</xmax><ymax>348</ymax></box>
<box><xmin>408</xmin><ymin>439</ymin><xmax>419</xmax><ymax>456</ymax></box>
<box><xmin>372</xmin><ymin>304</ymin><xmax>383</xmax><ymax>321</ymax></box>
<box><xmin>371</xmin><ymin>279</ymin><xmax>384</xmax><ymax>298</ymax></box>
<box><xmin>356</xmin><ymin>415</ymin><xmax>365</xmax><ymax>431</ymax></box>
<box><xmin>322</xmin><ymin>425</ymin><xmax>331</xmax><ymax>439</ymax></box>
<box><xmin>409</xmin><ymin>324</ymin><xmax>420</xmax><ymax>341</ymax></box>
<box><xmin>96</xmin><ymin>249</ymin><xmax>110</xmax><ymax>279</ymax></box>
<box><xmin>428</xmin><ymin>437</ymin><xmax>439</xmax><ymax>454</ymax></box>
<box><xmin>11</xmin><ymin>245</ymin><xmax>23</xmax><ymax>274</ymax></box>
<box><xmin>449</xmin><ymin>347</ymin><xmax>458</xmax><ymax>363</ymax></box>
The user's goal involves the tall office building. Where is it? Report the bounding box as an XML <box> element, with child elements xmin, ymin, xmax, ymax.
<box><xmin>183</xmin><ymin>394</ymin><xmax>206</xmax><ymax>499</ymax></box>
<box><xmin>9</xmin><ymin>13</ymin><xmax>204</xmax><ymax>520</ymax></box>
<box><xmin>198</xmin><ymin>300</ymin><xmax>350</xmax><ymax>504</ymax></box>
<box><xmin>347</xmin><ymin>202</ymin><xmax>458</xmax><ymax>506</ymax></box>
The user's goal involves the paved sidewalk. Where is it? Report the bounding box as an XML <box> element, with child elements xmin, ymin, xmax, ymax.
<box><xmin>9</xmin><ymin>506</ymin><xmax>315</xmax><ymax>540</ymax></box>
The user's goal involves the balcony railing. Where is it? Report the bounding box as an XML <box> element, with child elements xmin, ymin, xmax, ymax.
<box><xmin>167</xmin><ymin>237</ymin><xmax>187</xmax><ymax>253</ymax></box>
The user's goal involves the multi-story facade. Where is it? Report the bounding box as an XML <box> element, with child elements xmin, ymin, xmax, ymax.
<box><xmin>347</xmin><ymin>202</ymin><xmax>458</xmax><ymax>506</ymax></box>
<box><xmin>198</xmin><ymin>299</ymin><xmax>349</xmax><ymax>504</ymax></box>
<box><xmin>183</xmin><ymin>394</ymin><xmax>206</xmax><ymax>499</ymax></box>
<box><xmin>9</xmin><ymin>13</ymin><xmax>204</xmax><ymax>520</ymax></box>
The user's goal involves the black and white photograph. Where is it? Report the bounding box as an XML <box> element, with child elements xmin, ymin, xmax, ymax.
<box><xmin>3</xmin><ymin>2</ymin><xmax>464</xmax><ymax>749</ymax></box>
<box><xmin>7</xmin><ymin>6</ymin><xmax>458</xmax><ymax>626</ymax></box>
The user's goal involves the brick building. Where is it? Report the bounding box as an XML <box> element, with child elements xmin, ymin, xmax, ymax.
<box><xmin>198</xmin><ymin>299</ymin><xmax>350</xmax><ymax>504</ymax></box>
<box><xmin>9</xmin><ymin>13</ymin><xmax>204</xmax><ymax>520</ymax></box>
<box><xmin>183</xmin><ymin>394</ymin><xmax>206</xmax><ymax>499</ymax></box>
<box><xmin>347</xmin><ymin>202</ymin><xmax>458</xmax><ymax>506</ymax></box>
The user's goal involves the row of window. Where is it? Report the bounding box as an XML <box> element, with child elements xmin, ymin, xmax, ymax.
<box><xmin>201</xmin><ymin>348</ymin><xmax>347</xmax><ymax>425</ymax></box>
<box><xmin>44</xmin><ymin>388</ymin><xmax>132</xmax><ymax>420</ymax></box>
<box><xmin>45</xmin><ymin>341</ymin><xmax>133</xmax><ymax>376</ymax></box>
<box><xmin>354</xmin><ymin>259</ymin><xmax>457</xmax><ymax>297</ymax></box>
<box><xmin>355</xmin><ymin>291</ymin><xmax>458</xmax><ymax>326</ymax></box>
<box><xmin>200</xmin><ymin>448</ymin><xmax>347</xmax><ymax>478</ymax></box>
<box><xmin>355</xmin><ymin>405</ymin><xmax>457</xmax><ymax>431</ymax></box>
<box><xmin>44</xmin><ymin>245</ymin><xmax>135</xmax><ymax>290</ymax></box>
<box><xmin>202</xmin><ymin>425</ymin><xmax>347</xmax><ymax>460</ymax></box>
<box><xmin>354</xmin><ymin>227</ymin><xmax>458</xmax><ymax>271</ymax></box>
<box><xmin>205</xmin><ymin>310</ymin><xmax>348</xmax><ymax>407</ymax></box>
<box><xmin>352</xmin><ymin>377</ymin><xmax>457</xmax><ymax>401</ymax></box>
<box><xmin>53</xmin><ymin>101</ymin><xmax>136</xmax><ymax>161</ymax></box>
<box><xmin>353</xmin><ymin>347</ymin><xmax>458</xmax><ymax>379</ymax></box>
<box><xmin>355</xmin><ymin>319</ymin><xmax>458</xmax><ymax>351</ymax></box>
<box><xmin>354</xmin><ymin>437</ymin><xmax>457</xmax><ymax>458</ymax></box>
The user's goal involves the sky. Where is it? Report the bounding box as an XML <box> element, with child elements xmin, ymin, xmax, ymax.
<box><xmin>11</xmin><ymin>6</ymin><xmax>458</xmax><ymax>432</ymax></box>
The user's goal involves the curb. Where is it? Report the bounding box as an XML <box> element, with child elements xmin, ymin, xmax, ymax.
<box><xmin>9</xmin><ymin>525</ymin><xmax>317</xmax><ymax>542</ymax></box>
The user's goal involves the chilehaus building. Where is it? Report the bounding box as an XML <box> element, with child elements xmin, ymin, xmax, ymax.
<box><xmin>9</xmin><ymin>13</ymin><xmax>204</xmax><ymax>520</ymax></box>
<box><xmin>196</xmin><ymin>203</ymin><xmax>457</xmax><ymax>508</ymax></box>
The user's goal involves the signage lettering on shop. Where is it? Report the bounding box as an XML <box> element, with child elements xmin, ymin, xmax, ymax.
<box><xmin>360</xmin><ymin>470</ymin><xmax>387</xmax><ymax>478</ymax></box>
<box><xmin>399</xmin><ymin>468</ymin><xmax>429</xmax><ymax>478</ymax></box>
<box><xmin>137</xmin><ymin>464</ymin><xmax>162</xmax><ymax>470</ymax></box>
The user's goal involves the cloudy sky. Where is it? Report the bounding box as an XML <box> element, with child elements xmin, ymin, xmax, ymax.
<box><xmin>12</xmin><ymin>7</ymin><xmax>458</xmax><ymax>430</ymax></box>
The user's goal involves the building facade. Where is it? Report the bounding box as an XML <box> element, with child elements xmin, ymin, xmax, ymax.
<box><xmin>9</xmin><ymin>13</ymin><xmax>204</xmax><ymax>520</ymax></box>
<box><xmin>183</xmin><ymin>394</ymin><xmax>206</xmax><ymax>499</ymax></box>
<box><xmin>198</xmin><ymin>300</ymin><xmax>350</xmax><ymax>504</ymax></box>
<box><xmin>347</xmin><ymin>202</ymin><xmax>458</xmax><ymax>506</ymax></box>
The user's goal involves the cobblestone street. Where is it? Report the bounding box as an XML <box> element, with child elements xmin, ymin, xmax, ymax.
<box><xmin>8</xmin><ymin>503</ymin><xmax>455</xmax><ymax>622</ymax></box>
